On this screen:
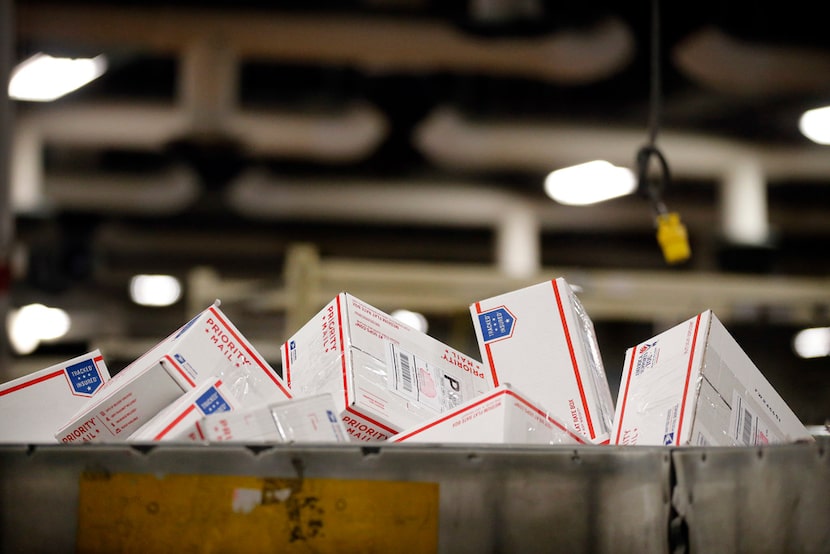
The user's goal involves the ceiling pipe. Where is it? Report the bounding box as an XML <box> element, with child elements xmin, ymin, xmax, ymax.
<box><xmin>17</xmin><ymin>5</ymin><xmax>634</xmax><ymax>84</ymax></box>
<box><xmin>44</xmin><ymin>166</ymin><xmax>200</xmax><ymax>215</ymax></box>
<box><xmin>228</xmin><ymin>104</ymin><xmax>388</xmax><ymax>162</ymax></box>
<box><xmin>496</xmin><ymin>205</ymin><xmax>541</xmax><ymax>278</ymax></box>
<box><xmin>25</xmin><ymin>163</ymin><xmax>827</xmax><ymax>272</ymax></box>
<box><xmin>721</xmin><ymin>158</ymin><xmax>769</xmax><ymax>246</ymax></box>
<box><xmin>9</xmin><ymin>121</ymin><xmax>42</xmax><ymax>214</ymax></box>
<box><xmin>180</xmin><ymin>38</ymin><xmax>238</xmax><ymax>136</ymax></box>
<box><xmin>17</xmin><ymin>104</ymin><xmax>189</xmax><ymax>150</ymax></box>
<box><xmin>674</xmin><ymin>27</ymin><xmax>830</xmax><ymax>95</ymax></box>
<box><xmin>415</xmin><ymin>107</ymin><xmax>830</xmax><ymax>246</ymax></box>
<box><xmin>177</xmin><ymin>39</ymin><xmax>388</xmax><ymax>160</ymax></box>
<box><xmin>11</xmin><ymin>102</ymin><xmax>191</xmax><ymax>214</ymax></box>
<box><xmin>227</xmin><ymin>169</ymin><xmax>542</xmax><ymax>277</ymax></box>
<box><xmin>414</xmin><ymin>107</ymin><xmax>830</xmax><ymax>179</ymax></box>
<box><xmin>10</xmin><ymin>35</ymin><xmax>387</xmax><ymax>214</ymax></box>
<box><xmin>15</xmin><ymin>101</ymin><xmax>386</xmax><ymax>159</ymax></box>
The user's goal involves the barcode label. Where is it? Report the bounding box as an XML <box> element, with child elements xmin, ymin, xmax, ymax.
<box><xmin>741</xmin><ymin>407</ymin><xmax>753</xmax><ymax>445</ymax></box>
<box><xmin>399</xmin><ymin>350</ymin><xmax>414</xmax><ymax>393</ymax></box>
<box><xmin>730</xmin><ymin>392</ymin><xmax>758</xmax><ymax>446</ymax></box>
<box><xmin>386</xmin><ymin>343</ymin><xmax>419</xmax><ymax>402</ymax></box>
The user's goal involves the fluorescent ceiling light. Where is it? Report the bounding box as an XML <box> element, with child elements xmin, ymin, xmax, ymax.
<box><xmin>544</xmin><ymin>160</ymin><xmax>636</xmax><ymax>206</ymax></box>
<box><xmin>792</xmin><ymin>326</ymin><xmax>830</xmax><ymax>359</ymax></box>
<box><xmin>130</xmin><ymin>274</ymin><xmax>182</xmax><ymax>307</ymax></box>
<box><xmin>6</xmin><ymin>303</ymin><xmax>71</xmax><ymax>355</ymax></box>
<box><xmin>8</xmin><ymin>53</ymin><xmax>107</xmax><ymax>102</ymax></box>
<box><xmin>798</xmin><ymin>106</ymin><xmax>830</xmax><ymax>145</ymax></box>
<box><xmin>391</xmin><ymin>309</ymin><xmax>429</xmax><ymax>333</ymax></box>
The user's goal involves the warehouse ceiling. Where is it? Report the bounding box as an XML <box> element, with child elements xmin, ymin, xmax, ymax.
<box><xmin>6</xmin><ymin>1</ymin><xmax>830</xmax><ymax>424</ymax></box>
<box><xmin>11</xmin><ymin>1</ymin><xmax>830</xmax><ymax>262</ymax></box>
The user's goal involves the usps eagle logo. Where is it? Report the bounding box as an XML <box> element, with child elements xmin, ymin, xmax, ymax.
<box><xmin>638</xmin><ymin>341</ymin><xmax>658</xmax><ymax>354</ymax></box>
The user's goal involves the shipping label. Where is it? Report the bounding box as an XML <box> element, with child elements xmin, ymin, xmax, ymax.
<box><xmin>386</xmin><ymin>342</ymin><xmax>466</xmax><ymax>412</ymax></box>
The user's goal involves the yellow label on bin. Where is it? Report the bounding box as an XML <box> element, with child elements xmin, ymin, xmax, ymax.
<box><xmin>76</xmin><ymin>472</ymin><xmax>439</xmax><ymax>553</ymax></box>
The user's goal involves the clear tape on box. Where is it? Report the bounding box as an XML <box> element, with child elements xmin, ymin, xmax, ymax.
<box><xmin>469</xmin><ymin>278</ymin><xmax>613</xmax><ymax>444</ymax></box>
<box><xmin>161</xmin><ymin>300</ymin><xmax>290</xmax><ymax>407</ymax></box>
<box><xmin>197</xmin><ymin>393</ymin><xmax>348</xmax><ymax>443</ymax></box>
<box><xmin>568</xmin><ymin>286</ymin><xmax>616</xmax><ymax>436</ymax></box>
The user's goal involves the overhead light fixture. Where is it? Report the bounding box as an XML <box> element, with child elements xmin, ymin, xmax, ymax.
<box><xmin>390</xmin><ymin>309</ymin><xmax>429</xmax><ymax>334</ymax></box>
<box><xmin>6</xmin><ymin>303</ymin><xmax>71</xmax><ymax>355</ymax></box>
<box><xmin>544</xmin><ymin>160</ymin><xmax>636</xmax><ymax>206</ymax></box>
<box><xmin>8</xmin><ymin>53</ymin><xmax>107</xmax><ymax>102</ymax></box>
<box><xmin>798</xmin><ymin>106</ymin><xmax>830</xmax><ymax>145</ymax></box>
<box><xmin>130</xmin><ymin>274</ymin><xmax>182</xmax><ymax>307</ymax></box>
<box><xmin>792</xmin><ymin>326</ymin><xmax>830</xmax><ymax>359</ymax></box>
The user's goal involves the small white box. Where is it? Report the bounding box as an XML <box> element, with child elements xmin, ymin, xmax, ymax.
<box><xmin>129</xmin><ymin>377</ymin><xmax>240</xmax><ymax>441</ymax></box>
<box><xmin>0</xmin><ymin>350</ymin><xmax>110</xmax><ymax>443</ymax></box>
<box><xmin>283</xmin><ymin>293</ymin><xmax>495</xmax><ymax>442</ymax></box>
<box><xmin>611</xmin><ymin>310</ymin><xmax>813</xmax><ymax>446</ymax></box>
<box><xmin>56</xmin><ymin>301</ymin><xmax>290</xmax><ymax>443</ymax></box>
<box><xmin>391</xmin><ymin>384</ymin><xmax>584</xmax><ymax>445</ymax></box>
<box><xmin>470</xmin><ymin>278</ymin><xmax>615</xmax><ymax>444</ymax></box>
<box><xmin>196</xmin><ymin>394</ymin><xmax>348</xmax><ymax>443</ymax></box>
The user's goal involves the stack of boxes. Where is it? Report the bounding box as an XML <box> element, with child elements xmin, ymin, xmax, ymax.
<box><xmin>0</xmin><ymin>279</ymin><xmax>812</xmax><ymax>447</ymax></box>
<box><xmin>0</xmin><ymin>301</ymin><xmax>352</xmax><ymax>446</ymax></box>
<box><xmin>54</xmin><ymin>301</ymin><xmax>296</xmax><ymax>444</ymax></box>
<box><xmin>195</xmin><ymin>394</ymin><xmax>348</xmax><ymax>443</ymax></box>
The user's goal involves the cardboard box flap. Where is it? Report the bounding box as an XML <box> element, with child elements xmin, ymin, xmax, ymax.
<box><xmin>392</xmin><ymin>383</ymin><xmax>585</xmax><ymax>445</ymax></box>
<box><xmin>0</xmin><ymin>350</ymin><xmax>111</xmax><ymax>443</ymax></box>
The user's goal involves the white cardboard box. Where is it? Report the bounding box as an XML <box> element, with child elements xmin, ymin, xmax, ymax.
<box><xmin>470</xmin><ymin>278</ymin><xmax>614</xmax><ymax>444</ymax></box>
<box><xmin>282</xmin><ymin>293</ymin><xmax>495</xmax><ymax>442</ymax></box>
<box><xmin>0</xmin><ymin>350</ymin><xmax>110</xmax><ymax>443</ymax></box>
<box><xmin>56</xmin><ymin>301</ymin><xmax>290</xmax><ymax>443</ymax></box>
<box><xmin>611</xmin><ymin>310</ymin><xmax>813</xmax><ymax>446</ymax></box>
<box><xmin>391</xmin><ymin>383</ymin><xmax>585</xmax><ymax>445</ymax></box>
<box><xmin>129</xmin><ymin>377</ymin><xmax>240</xmax><ymax>442</ymax></box>
<box><xmin>196</xmin><ymin>394</ymin><xmax>348</xmax><ymax>443</ymax></box>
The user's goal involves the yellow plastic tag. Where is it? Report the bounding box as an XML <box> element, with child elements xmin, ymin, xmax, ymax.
<box><xmin>656</xmin><ymin>212</ymin><xmax>691</xmax><ymax>264</ymax></box>
<box><xmin>77</xmin><ymin>472</ymin><xmax>439</xmax><ymax>553</ymax></box>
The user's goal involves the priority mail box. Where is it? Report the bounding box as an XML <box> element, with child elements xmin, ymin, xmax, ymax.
<box><xmin>0</xmin><ymin>350</ymin><xmax>110</xmax><ymax>443</ymax></box>
<box><xmin>611</xmin><ymin>310</ymin><xmax>813</xmax><ymax>446</ymax></box>
<box><xmin>470</xmin><ymin>278</ymin><xmax>614</xmax><ymax>444</ymax></box>
<box><xmin>129</xmin><ymin>377</ymin><xmax>239</xmax><ymax>442</ymax></box>
<box><xmin>391</xmin><ymin>384</ymin><xmax>584</xmax><ymax>445</ymax></box>
<box><xmin>282</xmin><ymin>293</ymin><xmax>495</xmax><ymax>442</ymax></box>
<box><xmin>196</xmin><ymin>394</ymin><xmax>348</xmax><ymax>443</ymax></box>
<box><xmin>56</xmin><ymin>301</ymin><xmax>290</xmax><ymax>443</ymax></box>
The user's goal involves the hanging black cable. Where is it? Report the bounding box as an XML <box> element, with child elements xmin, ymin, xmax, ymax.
<box><xmin>637</xmin><ymin>0</ymin><xmax>670</xmax><ymax>217</ymax></box>
<box><xmin>646</xmin><ymin>0</ymin><xmax>662</xmax><ymax>148</ymax></box>
<box><xmin>635</xmin><ymin>0</ymin><xmax>691</xmax><ymax>264</ymax></box>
